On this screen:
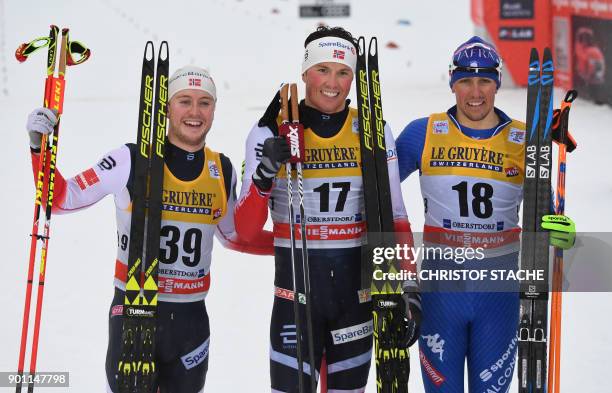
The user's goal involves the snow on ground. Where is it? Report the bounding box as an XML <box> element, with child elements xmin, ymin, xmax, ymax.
<box><xmin>0</xmin><ymin>0</ymin><xmax>611</xmax><ymax>392</ymax></box>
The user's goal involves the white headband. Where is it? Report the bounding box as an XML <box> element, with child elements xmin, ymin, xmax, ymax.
<box><xmin>302</xmin><ymin>37</ymin><xmax>357</xmax><ymax>73</ymax></box>
<box><xmin>168</xmin><ymin>65</ymin><xmax>217</xmax><ymax>101</ymax></box>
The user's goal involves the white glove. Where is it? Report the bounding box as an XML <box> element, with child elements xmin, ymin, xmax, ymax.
<box><xmin>26</xmin><ymin>107</ymin><xmax>58</xmax><ymax>149</ymax></box>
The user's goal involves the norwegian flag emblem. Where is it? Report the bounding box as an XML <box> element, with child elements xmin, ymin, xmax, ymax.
<box><xmin>189</xmin><ymin>78</ymin><xmax>202</xmax><ymax>87</ymax></box>
<box><xmin>333</xmin><ymin>50</ymin><xmax>345</xmax><ymax>60</ymax></box>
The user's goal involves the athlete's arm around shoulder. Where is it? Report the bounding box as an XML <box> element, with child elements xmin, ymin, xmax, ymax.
<box><xmin>234</xmin><ymin>122</ymin><xmax>275</xmax><ymax>242</ymax></box>
<box><xmin>216</xmin><ymin>154</ymin><xmax>274</xmax><ymax>255</ymax></box>
<box><xmin>30</xmin><ymin>143</ymin><xmax>133</xmax><ymax>214</ymax></box>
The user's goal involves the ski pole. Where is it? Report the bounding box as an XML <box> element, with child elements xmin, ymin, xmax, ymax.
<box><xmin>289</xmin><ymin>83</ymin><xmax>317</xmax><ymax>393</ymax></box>
<box><xmin>15</xmin><ymin>26</ymin><xmax>90</xmax><ymax>393</ymax></box>
<box><xmin>15</xmin><ymin>25</ymin><xmax>60</xmax><ymax>393</ymax></box>
<box><xmin>548</xmin><ymin>89</ymin><xmax>577</xmax><ymax>393</ymax></box>
<box><xmin>280</xmin><ymin>83</ymin><xmax>306</xmax><ymax>393</ymax></box>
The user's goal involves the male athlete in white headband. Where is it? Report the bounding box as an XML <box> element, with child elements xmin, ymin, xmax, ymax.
<box><xmin>235</xmin><ymin>26</ymin><xmax>420</xmax><ymax>392</ymax></box>
<box><xmin>25</xmin><ymin>64</ymin><xmax>272</xmax><ymax>392</ymax></box>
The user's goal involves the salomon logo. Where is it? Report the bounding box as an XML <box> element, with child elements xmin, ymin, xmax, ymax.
<box><xmin>181</xmin><ymin>338</ymin><xmax>210</xmax><ymax>370</ymax></box>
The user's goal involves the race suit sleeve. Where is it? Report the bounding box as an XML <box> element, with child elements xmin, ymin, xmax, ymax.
<box><xmin>216</xmin><ymin>159</ymin><xmax>274</xmax><ymax>255</ymax></box>
<box><xmin>385</xmin><ymin>123</ymin><xmax>416</xmax><ymax>274</ymax></box>
<box><xmin>395</xmin><ymin>117</ymin><xmax>428</xmax><ymax>181</ymax></box>
<box><xmin>30</xmin><ymin>145</ymin><xmax>131</xmax><ymax>214</ymax></box>
<box><xmin>234</xmin><ymin>122</ymin><xmax>276</xmax><ymax>242</ymax></box>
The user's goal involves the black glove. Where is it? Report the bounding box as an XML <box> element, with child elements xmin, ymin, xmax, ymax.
<box><xmin>401</xmin><ymin>289</ymin><xmax>422</xmax><ymax>348</ymax></box>
<box><xmin>252</xmin><ymin>136</ymin><xmax>291</xmax><ymax>191</ymax></box>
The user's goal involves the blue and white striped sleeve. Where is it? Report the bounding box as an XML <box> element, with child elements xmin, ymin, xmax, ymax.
<box><xmin>396</xmin><ymin>117</ymin><xmax>428</xmax><ymax>182</ymax></box>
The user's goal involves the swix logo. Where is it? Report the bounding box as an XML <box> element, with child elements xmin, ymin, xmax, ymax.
<box><xmin>422</xmin><ymin>333</ymin><xmax>445</xmax><ymax>362</ymax></box>
<box><xmin>525</xmin><ymin>145</ymin><xmax>537</xmax><ymax>178</ymax></box>
<box><xmin>538</xmin><ymin>146</ymin><xmax>550</xmax><ymax>178</ymax></box>
<box><xmin>333</xmin><ymin>49</ymin><xmax>345</xmax><ymax>59</ymax></box>
<box><xmin>288</xmin><ymin>125</ymin><xmax>301</xmax><ymax>159</ymax></box>
<box><xmin>189</xmin><ymin>78</ymin><xmax>202</xmax><ymax>87</ymax></box>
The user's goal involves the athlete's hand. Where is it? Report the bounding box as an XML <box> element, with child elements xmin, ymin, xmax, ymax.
<box><xmin>401</xmin><ymin>289</ymin><xmax>422</xmax><ymax>348</ymax></box>
<box><xmin>541</xmin><ymin>214</ymin><xmax>576</xmax><ymax>250</ymax></box>
<box><xmin>26</xmin><ymin>107</ymin><xmax>58</xmax><ymax>149</ymax></box>
<box><xmin>253</xmin><ymin>136</ymin><xmax>291</xmax><ymax>191</ymax></box>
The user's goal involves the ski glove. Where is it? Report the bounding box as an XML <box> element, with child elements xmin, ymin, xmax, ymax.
<box><xmin>27</xmin><ymin>107</ymin><xmax>58</xmax><ymax>149</ymax></box>
<box><xmin>401</xmin><ymin>288</ymin><xmax>422</xmax><ymax>348</ymax></box>
<box><xmin>541</xmin><ymin>214</ymin><xmax>576</xmax><ymax>250</ymax></box>
<box><xmin>252</xmin><ymin>136</ymin><xmax>291</xmax><ymax>192</ymax></box>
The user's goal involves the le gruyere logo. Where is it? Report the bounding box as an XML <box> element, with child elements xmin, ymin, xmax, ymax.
<box><xmin>162</xmin><ymin>189</ymin><xmax>216</xmax><ymax>215</ymax></box>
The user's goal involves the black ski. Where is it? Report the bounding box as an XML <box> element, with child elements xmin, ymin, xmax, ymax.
<box><xmin>356</xmin><ymin>36</ymin><xmax>409</xmax><ymax>393</ymax></box>
<box><xmin>518</xmin><ymin>47</ymin><xmax>554</xmax><ymax>393</ymax></box>
<box><xmin>118</xmin><ymin>40</ymin><xmax>168</xmax><ymax>393</ymax></box>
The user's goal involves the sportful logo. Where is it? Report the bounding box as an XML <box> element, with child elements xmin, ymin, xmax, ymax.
<box><xmin>420</xmin><ymin>349</ymin><xmax>446</xmax><ymax>386</ymax></box>
<box><xmin>189</xmin><ymin>78</ymin><xmax>202</xmax><ymax>87</ymax></box>
<box><xmin>479</xmin><ymin>336</ymin><xmax>518</xmax><ymax>382</ymax></box>
<box><xmin>422</xmin><ymin>333</ymin><xmax>445</xmax><ymax>362</ymax></box>
<box><xmin>333</xmin><ymin>49</ymin><xmax>345</xmax><ymax>60</ymax></box>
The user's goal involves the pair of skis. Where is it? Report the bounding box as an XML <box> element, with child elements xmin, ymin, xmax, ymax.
<box><xmin>356</xmin><ymin>37</ymin><xmax>410</xmax><ymax>393</ymax></box>
<box><xmin>117</xmin><ymin>41</ymin><xmax>168</xmax><ymax>393</ymax></box>
<box><xmin>15</xmin><ymin>25</ymin><xmax>90</xmax><ymax>393</ymax></box>
<box><xmin>518</xmin><ymin>47</ymin><xmax>577</xmax><ymax>393</ymax></box>
<box><xmin>278</xmin><ymin>83</ymin><xmax>317</xmax><ymax>393</ymax></box>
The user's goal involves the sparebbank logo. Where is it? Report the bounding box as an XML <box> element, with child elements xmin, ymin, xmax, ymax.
<box><xmin>331</xmin><ymin>321</ymin><xmax>373</xmax><ymax>345</ymax></box>
<box><xmin>181</xmin><ymin>338</ymin><xmax>210</xmax><ymax>370</ymax></box>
